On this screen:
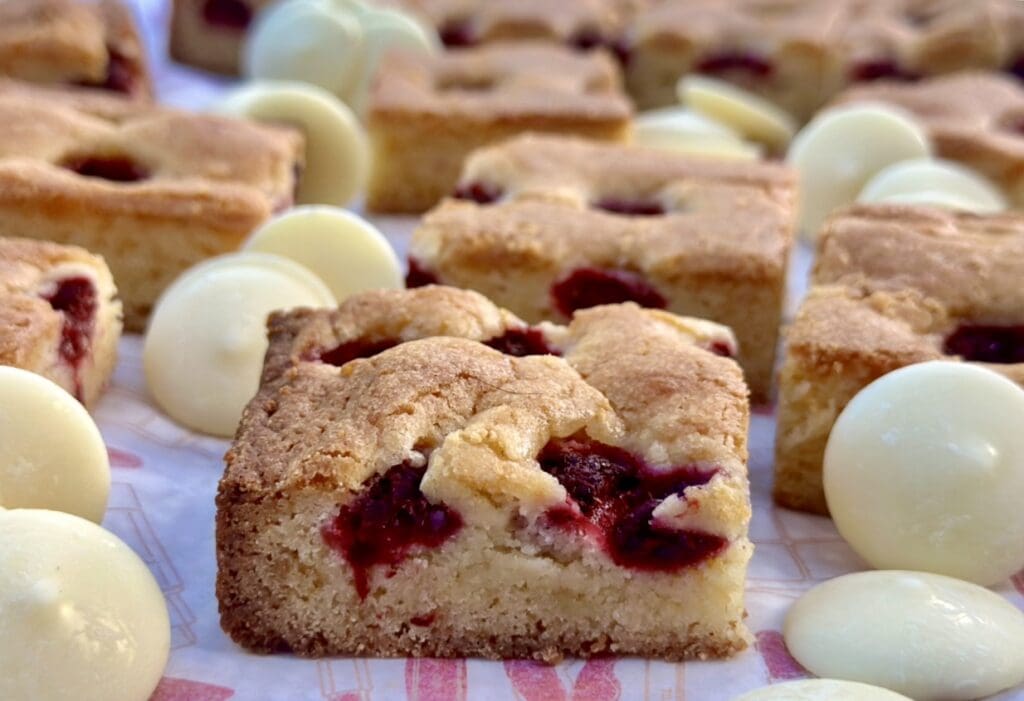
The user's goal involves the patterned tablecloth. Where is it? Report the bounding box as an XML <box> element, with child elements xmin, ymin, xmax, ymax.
<box><xmin>91</xmin><ymin>2</ymin><xmax>1024</xmax><ymax>698</ymax></box>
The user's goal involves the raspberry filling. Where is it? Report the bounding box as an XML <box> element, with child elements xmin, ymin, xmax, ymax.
<box><xmin>1008</xmin><ymin>56</ymin><xmax>1024</xmax><ymax>82</ymax></box>
<box><xmin>594</xmin><ymin>197</ymin><xmax>665</xmax><ymax>217</ymax></box>
<box><xmin>318</xmin><ymin>338</ymin><xmax>399</xmax><ymax>367</ymax></box>
<box><xmin>438</xmin><ymin>19</ymin><xmax>477</xmax><ymax>48</ymax></box>
<box><xmin>202</xmin><ymin>0</ymin><xmax>253</xmax><ymax>30</ymax></box>
<box><xmin>551</xmin><ymin>268</ymin><xmax>667</xmax><ymax>317</ymax></box>
<box><xmin>943</xmin><ymin>324</ymin><xmax>1024</xmax><ymax>364</ymax></box>
<box><xmin>405</xmin><ymin>259</ymin><xmax>440</xmax><ymax>288</ymax></box>
<box><xmin>484</xmin><ymin>328</ymin><xmax>558</xmax><ymax>357</ymax></box>
<box><xmin>538</xmin><ymin>438</ymin><xmax>725</xmax><ymax>570</ymax></box>
<box><xmin>42</xmin><ymin>277</ymin><xmax>97</xmax><ymax>402</ymax></box>
<box><xmin>695</xmin><ymin>51</ymin><xmax>774</xmax><ymax>78</ymax></box>
<box><xmin>709</xmin><ymin>340</ymin><xmax>734</xmax><ymax>358</ymax></box>
<box><xmin>61</xmin><ymin>155</ymin><xmax>150</xmax><ymax>183</ymax></box>
<box><xmin>569</xmin><ymin>28</ymin><xmax>607</xmax><ymax>51</ymax></box>
<box><xmin>849</xmin><ymin>59</ymin><xmax>920</xmax><ymax>83</ymax></box>
<box><xmin>452</xmin><ymin>181</ymin><xmax>504</xmax><ymax>204</ymax></box>
<box><xmin>322</xmin><ymin>462</ymin><xmax>462</xmax><ymax>599</ymax></box>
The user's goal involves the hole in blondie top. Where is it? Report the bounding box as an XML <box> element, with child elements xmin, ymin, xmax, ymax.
<box><xmin>201</xmin><ymin>0</ymin><xmax>253</xmax><ymax>30</ymax></box>
<box><xmin>695</xmin><ymin>51</ymin><xmax>774</xmax><ymax>79</ymax></box>
<box><xmin>943</xmin><ymin>324</ymin><xmax>1024</xmax><ymax>364</ymax></box>
<box><xmin>538</xmin><ymin>437</ymin><xmax>725</xmax><ymax>570</ymax></box>
<box><xmin>42</xmin><ymin>277</ymin><xmax>98</xmax><ymax>403</ymax></box>
<box><xmin>405</xmin><ymin>259</ymin><xmax>441</xmax><ymax>288</ymax></box>
<box><xmin>551</xmin><ymin>268</ymin><xmax>667</xmax><ymax>317</ymax></box>
<box><xmin>317</xmin><ymin>339</ymin><xmax>399</xmax><ymax>367</ymax></box>
<box><xmin>452</xmin><ymin>181</ymin><xmax>504</xmax><ymax>205</ymax></box>
<box><xmin>849</xmin><ymin>59</ymin><xmax>920</xmax><ymax>83</ymax></box>
<box><xmin>438</xmin><ymin>18</ymin><xmax>478</xmax><ymax>48</ymax></box>
<box><xmin>61</xmin><ymin>155</ymin><xmax>150</xmax><ymax>183</ymax></box>
<box><xmin>321</xmin><ymin>462</ymin><xmax>462</xmax><ymax>599</ymax></box>
<box><xmin>484</xmin><ymin>328</ymin><xmax>559</xmax><ymax>357</ymax></box>
<box><xmin>593</xmin><ymin>197</ymin><xmax>666</xmax><ymax>217</ymax></box>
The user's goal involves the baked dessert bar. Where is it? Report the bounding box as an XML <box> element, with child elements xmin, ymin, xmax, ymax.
<box><xmin>365</xmin><ymin>42</ymin><xmax>632</xmax><ymax>214</ymax></box>
<box><xmin>169</xmin><ymin>0</ymin><xmax>273</xmax><ymax>75</ymax></box>
<box><xmin>622</xmin><ymin>0</ymin><xmax>851</xmax><ymax>119</ymax></box>
<box><xmin>218</xmin><ymin>285</ymin><xmax>754</xmax><ymax>661</ymax></box>
<box><xmin>0</xmin><ymin>0</ymin><xmax>151</xmax><ymax>98</ymax></box>
<box><xmin>407</xmin><ymin>134</ymin><xmax>796</xmax><ymax>402</ymax></box>
<box><xmin>0</xmin><ymin>237</ymin><xmax>121</xmax><ymax>408</ymax></box>
<box><xmin>830</xmin><ymin>71</ymin><xmax>1024</xmax><ymax>207</ymax></box>
<box><xmin>0</xmin><ymin>80</ymin><xmax>304</xmax><ymax>331</ymax></box>
<box><xmin>775</xmin><ymin>204</ymin><xmax>1024</xmax><ymax>514</ymax></box>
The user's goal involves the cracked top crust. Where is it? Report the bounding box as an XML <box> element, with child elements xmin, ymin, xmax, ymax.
<box><xmin>830</xmin><ymin>72</ymin><xmax>1024</xmax><ymax>189</ymax></box>
<box><xmin>0</xmin><ymin>0</ymin><xmax>151</xmax><ymax>97</ymax></box>
<box><xmin>0</xmin><ymin>236</ymin><xmax>116</xmax><ymax>368</ymax></box>
<box><xmin>814</xmin><ymin>203</ymin><xmax>1024</xmax><ymax>321</ymax></box>
<box><xmin>0</xmin><ymin>80</ymin><xmax>304</xmax><ymax>230</ymax></box>
<box><xmin>224</xmin><ymin>287</ymin><xmax>748</xmax><ymax>535</ymax></box>
<box><xmin>369</xmin><ymin>42</ymin><xmax>632</xmax><ymax>124</ymax></box>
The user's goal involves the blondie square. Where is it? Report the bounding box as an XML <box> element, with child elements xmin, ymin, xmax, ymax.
<box><xmin>0</xmin><ymin>81</ymin><xmax>304</xmax><ymax>330</ymax></box>
<box><xmin>408</xmin><ymin>134</ymin><xmax>796</xmax><ymax>401</ymax></box>
<box><xmin>365</xmin><ymin>42</ymin><xmax>632</xmax><ymax>214</ymax></box>
<box><xmin>775</xmin><ymin>204</ymin><xmax>1024</xmax><ymax>513</ymax></box>
<box><xmin>0</xmin><ymin>237</ymin><xmax>121</xmax><ymax>408</ymax></box>
<box><xmin>218</xmin><ymin>286</ymin><xmax>753</xmax><ymax>661</ymax></box>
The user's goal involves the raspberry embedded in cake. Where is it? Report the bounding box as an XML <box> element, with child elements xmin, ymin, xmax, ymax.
<box><xmin>72</xmin><ymin>48</ymin><xmax>138</xmax><ymax>95</ymax></box>
<box><xmin>849</xmin><ymin>59</ymin><xmax>920</xmax><ymax>83</ymax></box>
<box><xmin>551</xmin><ymin>267</ymin><xmax>667</xmax><ymax>317</ymax></box>
<box><xmin>594</xmin><ymin>197</ymin><xmax>665</xmax><ymax>217</ymax></box>
<box><xmin>943</xmin><ymin>324</ymin><xmax>1024</xmax><ymax>364</ymax></box>
<box><xmin>201</xmin><ymin>0</ymin><xmax>253</xmax><ymax>30</ymax></box>
<box><xmin>483</xmin><ymin>327</ymin><xmax>557</xmax><ymax>357</ymax></box>
<box><xmin>453</xmin><ymin>181</ymin><xmax>504</xmax><ymax>205</ymax></box>
<box><xmin>438</xmin><ymin>18</ymin><xmax>477</xmax><ymax>48</ymax></box>
<box><xmin>322</xmin><ymin>462</ymin><xmax>462</xmax><ymax>599</ymax></box>
<box><xmin>42</xmin><ymin>276</ymin><xmax>98</xmax><ymax>401</ymax></box>
<box><xmin>695</xmin><ymin>51</ymin><xmax>774</xmax><ymax>79</ymax></box>
<box><xmin>405</xmin><ymin>259</ymin><xmax>441</xmax><ymax>288</ymax></box>
<box><xmin>317</xmin><ymin>338</ymin><xmax>399</xmax><ymax>367</ymax></box>
<box><xmin>60</xmin><ymin>155</ymin><xmax>150</xmax><ymax>183</ymax></box>
<box><xmin>538</xmin><ymin>437</ymin><xmax>724</xmax><ymax>571</ymax></box>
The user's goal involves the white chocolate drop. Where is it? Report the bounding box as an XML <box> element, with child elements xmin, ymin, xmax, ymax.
<box><xmin>245</xmin><ymin>206</ymin><xmax>402</xmax><ymax>302</ymax></box>
<box><xmin>732</xmin><ymin>679</ymin><xmax>912</xmax><ymax>701</ymax></box>
<box><xmin>858</xmin><ymin>158</ymin><xmax>1006</xmax><ymax>213</ymax></box>
<box><xmin>824</xmin><ymin>361</ymin><xmax>1024</xmax><ymax>585</ymax></box>
<box><xmin>787</xmin><ymin>104</ymin><xmax>931</xmax><ymax>238</ymax></box>
<box><xmin>244</xmin><ymin>0</ymin><xmax>366</xmax><ymax>99</ymax></box>
<box><xmin>0</xmin><ymin>367</ymin><xmax>109</xmax><ymax>522</ymax></box>
<box><xmin>678</xmin><ymin>75</ymin><xmax>797</xmax><ymax>152</ymax></box>
<box><xmin>0</xmin><ymin>508</ymin><xmax>169</xmax><ymax>701</ymax></box>
<box><xmin>214</xmin><ymin>81</ymin><xmax>368</xmax><ymax>207</ymax></box>
<box><xmin>144</xmin><ymin>253</ymin><xmax>336</xmax><ymax>437</ymax></box>
<box><xmin>784</xmin><ymin>570</ymin><xmax>1024</xmax><ymax>701</ymax></box>
<box><xmin>633</xmin><ymin>108</ymin><xmax>761</xmax><ymax>160</ymax></box>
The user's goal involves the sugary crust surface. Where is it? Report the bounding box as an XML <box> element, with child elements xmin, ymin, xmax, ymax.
<box><xmin>0</xmin><ymin>0</ymin><xmax>151</xmax><ymax>97</ymax></box>
<box><xmin>0</xmin><ymin>236</ymin><xmax>121</xmax><ymax>407</ymax></box>
<box><xmin>219</xmin><ymin>287</ymin><xmax>752</xmax><ymax>659</ymax></box>
<box><xmin>830</xmin><ymin>72</ymin><xmax>1024</xmax><ymax>202</ymax></box>
<box><xmin>369</xmin><ymin>42</ymin><xmax>632</xmax><ymax>124</ymax></box>
<box><xmin>814</xmin><ymin>203</ymin><xmax>1024</xmax><ymax>321</ymax></box>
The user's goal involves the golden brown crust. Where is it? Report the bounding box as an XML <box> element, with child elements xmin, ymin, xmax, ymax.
<box><xmin>0</xmin><ymin>236</ymin><xmax>121</xmax><ymax>407</ymax></box>
<box><xmin>0</xmin><ymin>0</ymin><xmax>151</xmax><ymax>98</ymax></box>
<box><xmin>219</xmin><ymin>288</ymin><xmax>751</xmax><ymax>659</ymax></box>
<box><xmin>370</xmin><ymin>42</ymin><xmax>632</xmax><ymax>124</ymax></box>
<box><xmin>814</xmin><ymin>203</ymin><xmax>1024</xmax><ymax>321</ymax></box>
<box><xmin>830</xmin><ymin>72</ymin><xmax>1024</xmax><ymax>203</ymax></box>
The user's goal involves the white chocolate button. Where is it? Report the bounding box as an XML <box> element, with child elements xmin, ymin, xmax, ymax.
<box><xmin>347</xmin><ymin>6</ymin><xmax>439</xmax><ymax>116</ymax></box>
<box><xmin>858</xmin><ymin>158</ymin><xmax>1006</xmax><ymax>213</ymax></box>
<box><xmin>214</xmin><ymin>81</ymin><xmax>368</xmax><ymax>207</ymax></box>
<box><xmin>784</xmin><ymin>570</ymin><xmax>1024</xmax><ymax>701</ymax></box>
<box><xmin>0</xmin><ymin>508</ymin><xmax>170</xmax><ymax>701</ymax></box>
<box><xmin>678</xmin><ymin>75</ymin><xmax>797</xmax><ymax>152</ymax></box>
<box><xmin>245</xmin><ymin>206</ymin><xmax>402</xmax><ymax>303</ymax></box>
<box><xmin>824</xmin><ymin>362</ymin><xmax>1024</xmax><ymax>585</ymax></box>
<box><xmin>787</xmin><ymin>104</ymin><xmax>931</xmax><ymax>239</ymax></box>
<box><xmin>0</xmin><ymin>367</ymin><xmax>109</xmax><ymax>523</ymax></box>
<box><xmin>633</xmin><ymin>108</ymin><xmax>761</xmax><ymax>161</ymax></box>
<box><xmin>733</xmin><ymin>679</ymin><xmax>912</xmax><ymax>701</ymax></box>
<box><xmin>244</xmin><ymin>0</ymin><xmax>366</xmax><ymax>99</ymax></box>
<box><xmin>144</xmin><ymin>253</ymin><xmax>336</xmax><ymax>437</ymax></box>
